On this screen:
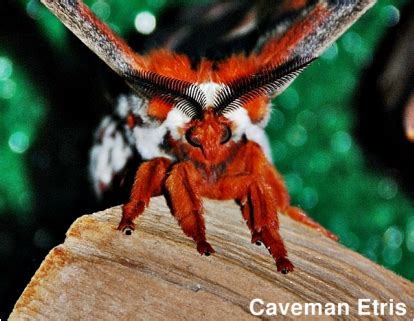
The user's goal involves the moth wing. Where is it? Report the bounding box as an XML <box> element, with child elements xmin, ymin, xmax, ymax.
<box><xmin>151</xmin><ymin>1</ymin><xmax>375</xmax><ymax>115</ymax></box>
<box><xmin>145</xmin><ymin>1</ymin><xmax>259</xmax><ymax>61</ymax></box>
<box><xmin>212</xmin><ymin>1</ymin><xmax>375</xmax><ymax>120</ymax></box>
<box><xmin>41</xmin><ymin>0</ymin><xmax>146</xmax><ymax>78</ymax></box>
<box><xmin>148</xmin><ymin>1</ymin><xmax>375</xmax><ymax>64</ymax></box>
<box><xmin>253</xmin><ymin>0</ymin><xmax>376</xmax><ymax>65</ymax></box>
<box><xmin>89</xmin><ymin>95</ymin><xmax>163</xmax><ymax>202</ymax></box>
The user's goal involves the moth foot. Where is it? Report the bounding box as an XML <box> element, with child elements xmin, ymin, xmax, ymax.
<box><xmin>117</xmin><ymin>219</ymin><xmax>136</xmax><ymax>236</ymax></box>
<box><xmin>317</xmin><ymin>227</ymin><xmax>339</xmax><ymax>241</ymax></box>
<box><xmin>285</xmin><ymin>206</ymin><xmax>338</xmax><ymax>241</ymax></box>
<box><xmin>251</xmin><ymin>232</ymin><xmax>262</xmax><ymax>246</ymax></box>
<box><xmin>276</xmin><ymin>257</ymin><xmax>294</xmax><ymax>274</ymax></box>
<box><xmin>197</xmin><ymin>240</ymin><xmax>215</xmax><ymax>256</ymax></box>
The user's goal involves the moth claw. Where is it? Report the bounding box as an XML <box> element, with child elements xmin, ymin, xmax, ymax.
<box><xmin>251</xmin><ymin>232</ymin><xmax>262</xmax><ymax>246</ymax></box>
<box><xmin>118</xmin><ymin>219</ymin><xmax>136</xmax><ymax>235</ymax></box>
<box><xmin>123</xmin><ymin>227</ymin><xmax>134</xmax><ymax>235</ymax></box>
<box><xmin>197</xmin><ymin>240</ymin><xmax>215</xmax><ymax>256</ymax></box>
<box><xmin>276</xmin><ymin>257</ymin><xmax>294</xmax><ymax>274</ymax></box>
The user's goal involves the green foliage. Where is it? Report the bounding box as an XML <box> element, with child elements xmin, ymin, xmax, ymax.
<box><xmin>0</xmin><ymin>52</ymin><xmax>46</xmax><ymax>215</ymax></box>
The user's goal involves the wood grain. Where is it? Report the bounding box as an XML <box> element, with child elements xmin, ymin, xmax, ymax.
<box><xmin>9</xmin><ymin>197</ymin><xmax>414</xmax><ymax>320</ymax></box>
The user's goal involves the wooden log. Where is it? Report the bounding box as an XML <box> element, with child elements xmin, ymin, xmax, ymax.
<box><xmin>9</xmin><ymin>197</ymin><xmax>414</xmax><ymax>320</ymax></box>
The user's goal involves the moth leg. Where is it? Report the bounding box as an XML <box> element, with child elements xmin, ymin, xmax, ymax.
<box><xmin>262</xmin><ymin>161</ymin><xmax>338</xmax><ymax>241</ymax></box>
<box><xmin>118</xmin><ymin>157</ymin><xmax>171</xmax><ymax>234</ymax></box>
<box><xmin>241</xmin><ymin>202</ymin><xmax>261</xmax><ymax>246</ymax></box>
<box><xmin>215</xmin><ymin>173</ymin><xmax>293</xmax><ymax>273</ymax></box>
<box><xmin>244</xmin><ymin>181</ymin><xmax>293</xmax><ymax>274</ymax></box>
<box><xmin>247</xmin><ymin>147</ymin><xmax>337</xmax><ymax>241</ymax></box>
<box><xmin>218</xmin><ymin>175</ymin><xmax>264</xmax><ymax>246</ymax></box>
<box><xmin>284</xmin><ymin>206</ymin><xmax>338</xmax><ymax>241</ymax></box>
<box><xmin>165</xmin><ymin>162</ymin><xmax>214</xmax><ymax>256</ymax></box>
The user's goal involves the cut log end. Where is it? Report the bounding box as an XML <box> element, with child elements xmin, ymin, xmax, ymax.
<box><xmin>9</xmin><ymin>197</ymin><xmax>414</xmax><ymax>320</ymax></box>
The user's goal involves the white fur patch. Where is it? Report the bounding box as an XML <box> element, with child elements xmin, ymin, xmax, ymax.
<box><xmin>198</xmin><ymin>82</ymin><xmax>227</xmax><ymax>107</ymax></box>
<box><xmin>116</xmin><ymin>94</ymin><xmax>157</xmax><ymax>127</ymax></box>
<box><xmin>91</xmin><ymin>91</ymin><xmax>274</xmax><ymax>197</ymax></box>
<box><xmin>223</xmin><ymin>105</ymin><xmax>250</xmax><ymax>140</ymax></box>
<box><xmin>246</xmin><ymin>124</ymin><xmax>272</xmax><ymax>162</ymax></box>
<box><xmin>116</xmin><ymin>96</ymin><xmax>129</xmax><ymax>117</ymax></box>
<box><xmin>89</xmin><ymin>117</ymin><xmax>133</xmax><ymax>195</ymax></box>
<box><xmin>132</xmin><ymin>108</ymin><xmax>190</xmax><ymax>159</ymax></box>
<box><xmin>91</xmin><ymin>94</ymin><xmax>187</xmax><ymax>196</ymax></box>
<box><xmin>133</xmin><ymin>126</ymin><xmax>167</xmax><ymax>160</ymax></box>
<box><xmin>164</xmin><ymin>108</ymin><xmax>191</xmax><ymax>140</ymax></box>
<box><xmin>224</xmin><ymin>106</ymin><xmax>272</xmax><ymax>161</ymax></box>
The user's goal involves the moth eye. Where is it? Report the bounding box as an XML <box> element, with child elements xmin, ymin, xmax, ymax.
<box><xmin>185</xmin><ymin>127</ymin><xmax>202</xmax><ymax>148</ymax></box>
<box><xmin>220</xmin><ymin>126</ymin><xmax>232</xmax><ymax>144</ymax></box>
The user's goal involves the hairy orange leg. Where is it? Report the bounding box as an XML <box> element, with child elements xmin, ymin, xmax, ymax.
<box><xmin>213</xmin><ymin>172</ymin><xmax>293</xmax><ymax>273</ymax></box>
<box><xmin>118</xmin><ymin>157</ymin><xmax>171</xmax><ymax>234</ymax></box>
<box><xmin>165</xmin><ymin>162</ymin><xmax>214</xmax><ymax>256</ymax></box>
<box><xmin>257</xmin><ymin>148</ymin><xmax>338</xmax><ymax>241</ymax></box>
<box><xmin>284</xmin><ymin>207</ymin><xmax>338</xmax><ymax>241</ymax></box>
<box><xmin>242</xmin><ymin>181</ymin><xmax>293</xmax><ymax>273</ymax></box>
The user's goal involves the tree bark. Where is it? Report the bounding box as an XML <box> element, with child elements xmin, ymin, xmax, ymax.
<box><xmin>9</xmin><ymin>197</ymin><xmax>414</xmax><ymax>320</ymax></box>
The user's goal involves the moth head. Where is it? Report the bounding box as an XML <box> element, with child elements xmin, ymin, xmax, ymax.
<box><xmin>182</xmin><ymin>109</ymin><xmax>234</xmax><ymax>164</ymax></box>
<box><xmin>42</xmin><ymin>0</ymin><xmax>371</xmax><ymax>154</ymax></box>
<box><xmin>124</xmin><ymin>55</ymin><xmax>315</xmax><ymax>164</ymax></box>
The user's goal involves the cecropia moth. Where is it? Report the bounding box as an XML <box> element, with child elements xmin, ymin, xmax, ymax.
<box><xmin>42</xmin><ymin>0</ymin><xmax>375</xmax><ymax>273</ymax></box>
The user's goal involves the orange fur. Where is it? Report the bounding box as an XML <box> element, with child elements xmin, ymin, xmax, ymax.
<box><xmin>147</xmin><ymin>98</ymin><xmax>172</xmax><ymax>120</ymax></box>
<box><xmin>282</xmin><ymin>0</ymin><xmax>309</xmax><ymax>11</ymax></box>
<box><xmin>143</xmin><ymin>49</ymin><xmax>259</xmax><ymax>84</ymax></box>
<box><xmin>244</xmin><ymin>96</ymin><xmax>270</xmax><ymax>123</ymax></box>
<box><xmin>213</xmin><ymin>54</ymin><xmax>260</xmax><ymax>83</ymax></box>
<box><xmin>126</xmin><ymin>113</ymin><xmax>136</xmax><ymax>129</ymax></box>
<box><xmin>165</xmin><ymin>161</ymin><xmax>215</xmax><ymax>255</ymax></box>
<box><xmin>119</xmin><ymin>108</ymin><xmax>336</xmax><ymax>272</ymax></box>
<box><xmin>116</xmin><ymin>2</ymin><xmax>335</xmax><ymax>274</ymax></box>
<box><xmin>255</xmin><ymin>4</ymin><xmax>328</xmax><ymax>65</ymax></box>
<box><xmin>182</xmin><ymin>110</ymin><xmax>236</xmax><ymax>164</ymax></box>
<box><xmin>119</xmin><ymin>158</ymin><xmax>171</xmax><ymax>231</ymax></box>
<box><xmin>142</xmin><ymin>14</ymin><xmax>330</xmax><ymax>86</ymax></box>
<box><xmin>144</xmin><ymin>49</ymin><xmax>197</xmax><ymax>82</ymax></box>
<box><xmin>196</xmin><ymin>60</ymin><xmax>215</xmax><ymax>83</ymax></box>
<box><xmin>140</xmin><ymin>4</ymin><xmax>329</xmax><ymax>85</ymax></box>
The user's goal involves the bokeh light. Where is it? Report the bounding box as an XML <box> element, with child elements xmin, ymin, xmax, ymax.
<box><xmin>8</xmin><ymin>132</ymin><xmax>30</xmax><ymax>154</ymax></box>
<box><xmin>91</xmin><ymin>0</ymin><xmax>111</xmax><ymax>20</ymax></box>
<box><xmin>0</xmin><ymin>57</ymin><xmax>13</xmax><ymax>80</ymax></box>
<box><xmin>381</xmin><ymin>5</ymin><xmax>401</xmax><ymax>26</ymax></box>
<box><xmin>134</xmin><ymin>11</ymin><xmax>157</xmax><ymax>35</ymax></box>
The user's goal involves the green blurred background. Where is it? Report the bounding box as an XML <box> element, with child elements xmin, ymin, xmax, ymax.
<box><xmin>1</xmin><ymin>0</ymin><xmax>413</xmax><ymax>317</ymax></box>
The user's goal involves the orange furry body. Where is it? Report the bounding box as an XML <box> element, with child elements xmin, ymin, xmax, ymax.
<box><xmin>42</xmin><ymin>0</ymin><xmax>374</xmax><ymax>275</ymax></box>
<box><xmin>115</xmin><ymin>4</ymin><xmax>336</xmax><ymax>273</ymax></box>
<box><xmin>119</xmin><ymin>111</ymin><xmax>336</xmax><ymax>274</ymax></box>
<box><xmin>139</xmin><ymin>2</ymin><xmax>328</xmax><ymax>85</ymax></box>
